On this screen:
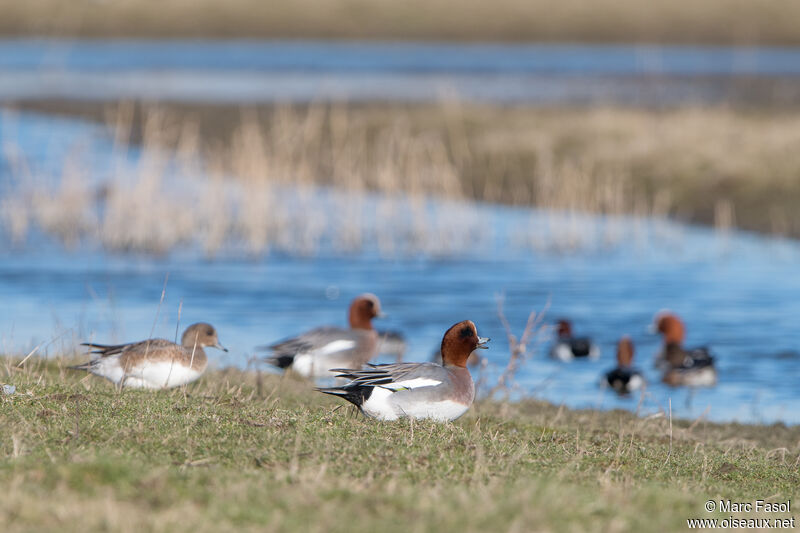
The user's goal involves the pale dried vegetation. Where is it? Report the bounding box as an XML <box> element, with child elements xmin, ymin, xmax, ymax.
<box><xmin>4</xmin><ymin>102</ymin><xmax>800</xmax><ymax>256</ymax></box>
<box><xmin>3</xmin><ymin>0</ymin><xmax>800</xmax><ymax>45</ymax></box>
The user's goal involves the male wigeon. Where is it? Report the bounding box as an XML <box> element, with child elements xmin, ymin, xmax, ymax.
<box><xmin>71</xmin><ymin>323</ymin><xmax>227</xmax><ymax>389</ymax></box>
<box><xmin>317</xmin><ymin>320</ymin><xmax>488</xmax><ymax>421</ymax></box>
<box><xmin>430</xmin><ymin>346</ymin><xmax>483</xmax><ymax>368</ymax></box>
<box><xmin>604</xmin><ymin>336</ymin><xmax>645</xmax><ymax>395</ymax></box>
<box><xmin>549</xmin><ymin>319</ymin><xmax>600</xmax><ymax>361</ymax></box>
<box><xmin>263</xmin><ymin>293</ymin><xmax>383</xmax><ymax>378</ymax></box>
<box><xmin>651</xmin><ymin>311</ymin><xmax>717</xmax><ymax>387</ymax></box>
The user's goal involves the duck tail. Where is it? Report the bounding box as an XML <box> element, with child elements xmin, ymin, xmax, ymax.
<box><xmin>316</xmin><ymin>385</ymin><xmax>371</xmax><ymax>408</ymax></box>
<box><xmin>68</xmin><ymin>359</ymin><xmax>98</xmax><ymax>372</ymax></box>
<box><xmin>264</xmin><ymin>355</ymin><xmax>295</xmax><ymax>369</ymax></box>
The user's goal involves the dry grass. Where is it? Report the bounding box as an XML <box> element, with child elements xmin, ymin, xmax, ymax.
<box><xmin>3</xmin><ymin>0</ymin><xmax>800</xmax><ymax>45</ymax></box>
<box><xmin>5</xmin><ymin>101</ymin><xmax>800</xmax><ymax>255</ymax></box>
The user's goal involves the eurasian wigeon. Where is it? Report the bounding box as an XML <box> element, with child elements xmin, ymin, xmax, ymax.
<box><xmin>430</xmin><ymin>346</ymin><xmax>483</xmax><ymax>368</ymax></box>
<box><xmin>651</xmin><ymin>311</ymin><xmax>717</xmax><ymax>387</ymax></box>
<box><xmin>263</xmin><ymin>293</ymin><xmax>383</xmax><ymax>378</ymax></box>
<box><xmin>604</xmin><ymin>336</ymin><xmax>645</xmax><ymax>395</ymax></box>
<box><xmin>549</xmin><ymin>319</ymin><xmax>600</xmax><ymax>361</ymax></box>
<box><xmin>72</xmin><ymin>323</ymin><xmax>227</xmax><ymax>389</ymax></box>
<box><xmin>317</xmin><ymin>320</ymin><xmax>488</xmax><ymax>421</ymax></box>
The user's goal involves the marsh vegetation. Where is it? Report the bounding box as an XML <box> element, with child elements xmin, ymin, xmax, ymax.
<box><xmin>3</xmin><ymin>0</ymin><xmax>800</xmax><ymax>44</ymax></box>
<box><xmin>6</xmin><ymin>102</ymin><xmax>800</xmax><ymax>256</ymax></box>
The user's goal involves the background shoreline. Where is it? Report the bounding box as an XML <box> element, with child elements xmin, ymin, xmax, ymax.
<box><xmin>4</xmin><ymin>0</ymin><xmax>800</xmax><ymax>45</ymax></box>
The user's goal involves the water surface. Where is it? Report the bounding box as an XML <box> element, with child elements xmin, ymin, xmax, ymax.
<box><xmin>1</xmin><ymin>110</ymin><xmax>798</xmax><ymax>425</ymax></box>
<box><xmin>2</xmin><ymin>39</ymin><xmax>800</xmax><ymax>104</ymax></box>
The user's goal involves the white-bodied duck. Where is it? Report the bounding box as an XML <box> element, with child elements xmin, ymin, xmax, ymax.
<box><xmin>263</xmin><ymin>293</ymin><xmax>383</xmax><ymax>378</ymax></box>
<box><xmin>318</xmin><ymin>320</ymin><xmax>488</xmax><ymax>421</ymax></box>
<box><xmin>72</xmin><ymin>323</ymin><xmax>227</xmax><ymax>389</ymax></box>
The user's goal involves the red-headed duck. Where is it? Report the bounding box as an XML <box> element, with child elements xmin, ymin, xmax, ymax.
<box><xmin>263</xmin><ymin>293</ymin><xmax>383</xmax><ymax>378</ymax></box>
<box><xmin>317</xmin><ymin>320</ymin><xmax>488</xmax><ymax>421</ymax></box>
<box><xmin>550</xmin><ymin>319</ymin><xmax>600</xmax><ymax>361</ymax></box>
<box><xmin>430</xmin><ymin>346</ymin><xmax>483</xmax><ymax>368</ymax></box>
<box><xmin>72</xmin><ymin>323</ymin><xmax>227</xmax><ymax>389</ymax></box>
<box><xmin>604</xmin><ymin>336</ymin><xmax>645</xmax><ymax>395</ymax></box>
<box><xmin>651</xmin><ymin>311</ymin><xmax>717</xmax><ymax>387</ymax></box>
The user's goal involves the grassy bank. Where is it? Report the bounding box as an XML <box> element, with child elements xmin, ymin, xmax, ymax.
<box><xmin>7</xmin><ymin>101</ymin><xmax>800</xmax><ymax>252</ymax></box>
<box><xmin>1</xmin><ymin>360</ymin><xmax>798</xmax><ymax>532</ymax></box>
<box><xmin>3</xmin><ymin>0</ymin><xmax>800</xmax><ymax>45</ymax></box>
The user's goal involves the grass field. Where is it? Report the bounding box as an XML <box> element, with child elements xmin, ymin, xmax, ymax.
<box><xmin>7</xmin><ymin>101</ymin><xmax>800</xmax><ymax>253</ymax></box>
<box><xmin>3</xmin><ymin>0</ymin><xmax>800</xmax><ymax>45</ymax></box>
<box><xmin>2</xmin><ymin>359</ymin><xmax>798</xmax><ymax>532</ymax></box>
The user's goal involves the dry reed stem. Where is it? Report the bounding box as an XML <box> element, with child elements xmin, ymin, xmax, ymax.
<box><xmin>490</xmin><ymin>294</ymin><xmax>549</xmax><ymax>397</ymax></box>
<box><xmin>5</xmin><ymin>103</ymin><xmax>800</xmax><ymax>256</ymax></box>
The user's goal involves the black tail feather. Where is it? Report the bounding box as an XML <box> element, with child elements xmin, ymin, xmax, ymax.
<box><xmin>80</xmin><ymin>342</ymin><xmax>128</xmax><ymax>356</ymax></box>
<box><xmin>68</xmin><ymin>360</ymin><xmax>98</xmax><ymax>372</ymax></box>
<box><xmin>264</xmin><ymin>355</ymin><xmax>295</xmax><ymax>369</ymax></box>
<box><xmin>316</xmin><ymin>385</ymin><xmax>373</xmax><ymax>408</ymax></box>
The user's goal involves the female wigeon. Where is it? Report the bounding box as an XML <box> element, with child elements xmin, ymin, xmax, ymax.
<box><xmin>72</xmin><ymin>323</ymin><xmax>227</xmax><ymax>389</ymax></box>
<box><xmin>264</xmin><ymin>293</ymin><xmax>383</xmax><ymax>378</ymax></box>
<box><xmin>651</xmin><ymin>311</ymin><xmax>717</xmax><ymax>387</ymax></box>
<box><xmin>317</xmin><ymin>320</ymin><xmax>488</xmax><ymax>421</ymax></box>
<box><xmin>549</xmin><ymin>319</ymin><xmax>600</xmax><ymax>361</ymax></box>
<box><xmin>604</xmin><ymin>336</ymin><xmax>645</xmax><ymax>395</ymax></box>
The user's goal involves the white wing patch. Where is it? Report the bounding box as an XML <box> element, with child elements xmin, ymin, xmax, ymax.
<box><xmin>628</xmin><ymin>374</ymin><xmax>644</xmax><ymax>391</ymax></box>
<box><xmin>317</xmin><ymin>339</ymin><xmax>357</xmax><ymax>356</ymax></box>
<box><xmin>551</xmin><ymin>343</ymin><xmax>573</xmax><ymax>362</ymax></box>
<box><xmin>382</xmin><ymin>377</ymin><xmax>442</xmax><ymax>391</ymax></box>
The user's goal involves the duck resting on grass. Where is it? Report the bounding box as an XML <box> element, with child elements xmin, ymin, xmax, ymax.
<box><xmin>72</xmin><ymin>323</ymin><xmax>227</xmax><ymax>389</ymax></box>
<box><xmin>317</xmin><ymin>320</ymin><xmax>488</xmax><ymax>421</ymax></box>
<box><xmin>262</xmin><ymin>293</ymin><xmax>384</xmax><ymax>379</ymax></box>
<box><xmin>549</xmin><ymin>319</ymin><xmax>600</xmax><ymax>361</ymax></box>
<box><xmin>604</xmin><ymin>336</ymin><xmax>645</xmax><ymax>395</ymax></box>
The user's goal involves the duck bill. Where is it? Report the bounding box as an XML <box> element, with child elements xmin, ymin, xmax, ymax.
<box><xmin>476</xmin><ymin>337</ymin><xmax>490</xmax><ymax>349</ymax></box>
<box><xmin>214</xmin><ymin>342</ymin><xmax>229</xmax><ymax>353</ymax></box>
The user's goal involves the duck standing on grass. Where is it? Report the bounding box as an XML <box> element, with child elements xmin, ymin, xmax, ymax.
<box><xmin>549</xmin><ymin>319</ymin><xmax>600</xmax><ymax>361</ymax></box>
<box><xmin>262</xmin><ymin>293</ymin><xmax>384</xmax><ymax>378</ymax></box>
<box><xmin>651</xmin><ymin>311</ymin><xmax>717</xmax><ymax>387</ymax></box>
<box><xmin>604</xmin><ymin>336</ymin><xmax>645</xmax><ymax>395</ymax></box>
<box><xmin>317</xmin><ymin>320</ymin><xmax>488</xmax><ymax>421</ymax></box>
<box><xmin>71</xmin><ymin>323</ymin><xmax>227</xmax><ymax>389</ymax></box>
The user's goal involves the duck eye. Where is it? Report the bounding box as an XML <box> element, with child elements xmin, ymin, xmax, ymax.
<box><xmin>206</xmin><ymin>327</ymin><xmax>214</xmax><ymax>336</ymax></box>
<box><xmin>459</xmin><ymin>326</ymin><xmax>474</xmax><ymax>338</ymax></box>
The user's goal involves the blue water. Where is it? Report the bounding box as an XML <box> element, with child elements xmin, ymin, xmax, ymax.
<box><xmin>1</xmin><ymin>39</ymin><xmax>799</xmax><ymax>104</ymax></box>
<box><xmin>5</xmin><ymin>40</ymin><xmax>800</xmax><ymax>75</ymax></box>
<box><xmin>1</xmin><ymin>110</ymin><xmax>799</xmax><ymax>426</ymax></box>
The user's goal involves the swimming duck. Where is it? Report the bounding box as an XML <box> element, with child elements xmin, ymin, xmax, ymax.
<box><xmin>72</xmin><ymin>322</ymin><xmax>227</xmax><ymax>389</ymax></box>
<box><xmin>317</xmin><ymin>320</ymin><xmax>488</xmax><ymax>421</ymax></box>
<box><xmin>651</xmin><ymin>311</ymin><xmax>717</xmax><ymax>387</ymax></box>
<box><xmin>549</xmin><ymin>319</ymin><xmax>600</xmax><ymax>361</ymax></box>
<box><xmin>263</xmin><ymin>293</ymin><xmax>383</xmax><ymax>378</ymax></box>
<box><xmin>604</xmin><ymin>336</ymin><xmax>645</xmax><ymax>395</ymax></box>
